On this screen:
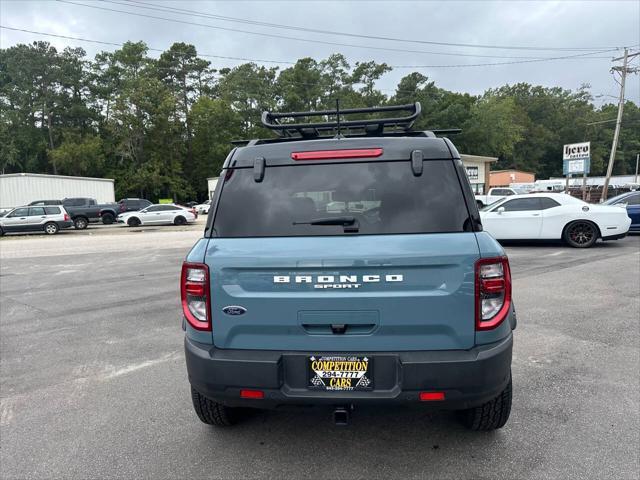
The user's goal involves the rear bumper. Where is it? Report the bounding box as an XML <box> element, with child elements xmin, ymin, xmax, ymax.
<box><xmin>602</xmin><ymin>231</ymin><xmax>628</xmax><ymax>241</ymax></box>
<box><xmin>185</xmin><ymin>333</ymin><xmax>513</xmax><ymax>410</ymax></box>
<box><xmin>58</xmin><ymin>221</ymin><xmax>73</xmax><ymax>229</ymax></box>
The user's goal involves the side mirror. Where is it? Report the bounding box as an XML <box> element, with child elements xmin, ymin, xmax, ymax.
<box><xmin>497</xmin><ymin>207</ymin><xmax>505</xmax><ymax>214</ymax></box>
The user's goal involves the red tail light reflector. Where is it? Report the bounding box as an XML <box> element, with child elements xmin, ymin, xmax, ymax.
<box><xmin>181</xmin><ymin>262</ymin><xmax>211</xmax><ymax>331</ymax></box>
<box><xmin>419</xmin><ymin>391</ymin><xmax>445</xmax><ymax>401</ymax></box>
<box><xmin>240</xmin><ymin>389</ymin><xmax>264</xmax><ymax>399</ymax></box>
<box><xmin>291</xmin><ymin>148</ymin><xmax>383</xmax><ymax>161</ymax></box>
<box><xmin>64</xmin><ymin>213</ymin><xmax>70</xmax><ymax>221</ymax></box>
<box><xmin>475</xmin><ymin>257</ymin><xmax>511</xmax><ymax>331</ymax></box>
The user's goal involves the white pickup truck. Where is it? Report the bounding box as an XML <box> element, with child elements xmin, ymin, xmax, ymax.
<box><xmin>475</xmin><ymin>187</ymin><xmax>528</xmax><ymax>207</ymax></box>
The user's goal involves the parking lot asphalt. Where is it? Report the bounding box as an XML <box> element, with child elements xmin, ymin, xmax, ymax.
<box><xmin>1</xmin><ymin>232</ymin><xmax>638</xmax><ymax>480</ymax></box>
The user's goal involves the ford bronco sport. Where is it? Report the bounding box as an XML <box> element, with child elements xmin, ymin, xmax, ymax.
<box><xmin>182</xmin><ymin>103</ymin><xmax>515</xmax><ymax>430</ymax></box>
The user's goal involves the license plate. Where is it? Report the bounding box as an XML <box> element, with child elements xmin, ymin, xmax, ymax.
<box><xmin>308</xmin><ymin>355</ymin><xmax>373</xmax><ymax>391</ymax></box>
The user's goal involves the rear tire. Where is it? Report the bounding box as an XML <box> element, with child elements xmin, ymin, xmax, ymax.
<box><xmin>174</xmin><ymin>216</ymin><xmax>187</xmax><ymax>226</ymax></box>
<box><xmin>563</xmin><ymin>220</ymin><xmax>598</xmax><ymax>248</ymax></box>
<box><xmin>191</xmin><ymin>387</ymin><xmax>240</xmax><ymax>426</ymax></box>
<box><xmin>101</xmin><ymin>212</ymin><xmax>115</xmax><ymax>225</ymax></box>
<box><xmin>74</xmin><ymin>217</ymin><xmax>88</xmax><ymax>230</ymax></box>
<box><xmin>43</xmin><ymin>222</ymin><xmax>59</xmax><ymax>235</ymax></box>
<box><xmin>127</xmin><ymin>217</ymin><xmax>141</xmax><ymax>228</ymax></box>
<box><xmin>459</xmin><ymin>376</ymin><xmax>512</xmax><ymax>431</ymax></box>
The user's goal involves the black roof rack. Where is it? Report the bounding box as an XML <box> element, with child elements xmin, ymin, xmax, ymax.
<box><xmin>261</xmin><ymin>102</ymin><xmax>422</xmax><ymax>139</ymax></box>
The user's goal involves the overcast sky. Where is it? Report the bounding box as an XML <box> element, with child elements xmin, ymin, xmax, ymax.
<box><xmin>1</xmin><ymin>0</ymin><xmax>639</xmax><ymax>104</ymax></box>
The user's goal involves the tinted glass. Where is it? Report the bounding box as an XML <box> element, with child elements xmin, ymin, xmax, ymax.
<box><xmin>145</xmin><ymin>206</ymin><xmax>161</xmax><ymax>212</ymax></box>
<box><xmin>493</xmin><ymin>189</ymin><xmax>511</xmax><ymax>196</ymax></box>
<box><xmin>29</xmin><ymin>207</ymin><xmax>45</xmax><ymax>216</ymax></box>
<box><xmin>501</xmin><ymin>198</ymin><xmax>541</xmax><ymax>211</ymax></box>
<box><xmin>213</xmin><ymin>160</ymin><xmax>471</xmax><ymax>237</ymax></box>
<box><xmin>166</xmin><ymin>206</ymin><xmax>181</xmax><ymax>211</ymax></box>
<box><xmin>10</xmin><ymin>208</ymin><xmax>29</xmax><ymax>217</ymax></box>
<box><xmin>44</xmin><ymin>207</ymin><xmax>61</xmax><ymax>215</ymax></box>
<box><xmin>625</xmin><ymin>193</ymin><xmax>640</xmax><ymax>205</ymax></box>
<box><xmin>63</xmin><ymin>198</ymin><xmax>83</xmax><ymax>207</ymax></box>
<box><xmin>540</xmin><ymin>197</ymin><xmax>561</xmax><ymax>209</ymax></box>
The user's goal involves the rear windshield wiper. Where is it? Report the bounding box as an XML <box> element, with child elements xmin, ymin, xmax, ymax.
<box><xmin>293</xmin><ymin>216</ymin><xmax>359</xmax><ymax>232</ymax></box>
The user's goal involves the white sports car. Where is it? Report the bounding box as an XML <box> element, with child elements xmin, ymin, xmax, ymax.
<box><xmin>479</xmin><ymin>193</ymin><xmax>631</xmax><ymax>248</ymax></box>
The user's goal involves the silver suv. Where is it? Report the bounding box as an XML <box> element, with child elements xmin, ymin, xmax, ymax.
<box><xmin>0</xmin><ymin>206</ymin><xmax>73</xmax><ymax>236</ymax></box>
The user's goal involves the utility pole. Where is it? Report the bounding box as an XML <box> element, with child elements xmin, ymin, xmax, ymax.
<box><xmin>635</xmin><ymin>153</ymin><xmax>639</xmax><ymax>185</ymax></box>
<box><xmin>601</xmin><ymin>48</ymin><xmax>640</xmax><ymax>201</ymax></box>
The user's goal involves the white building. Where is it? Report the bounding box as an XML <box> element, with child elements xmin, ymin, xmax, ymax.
<box><xmin>207</xmin><ymin>177</ymin><xmax>219</xmax><ymax>199</ymax></box>
<box><xmin>461</xmin><ymin>154</ymin><xmax>499</xmax><ymax>195</ymax></box>
<box><xmin>0</xmin><ymin>173</ymin><xmax>115</xmax><ymax>210</ymax></box>
<box><xmin>550</xmin><ymin>174</ymin><xmax>639</xmax><ymax>188</ymax></box>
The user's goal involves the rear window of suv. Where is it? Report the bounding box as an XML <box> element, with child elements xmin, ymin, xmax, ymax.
<box><xmin>212</xmin><ymin>160</ymin><xmax>471</xmax><ymax>237</ymax></box>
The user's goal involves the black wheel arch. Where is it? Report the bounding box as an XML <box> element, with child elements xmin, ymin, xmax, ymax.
<box><xmin>562</xmin><ymin>219</ymin><xmax>602</xmax><ymax>240</ymax></box>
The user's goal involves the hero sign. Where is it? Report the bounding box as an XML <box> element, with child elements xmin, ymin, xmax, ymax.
<box><xmin>563</xmin><ymin>142</ymin><xmax>590</xmax><ymax>161</ymax></box>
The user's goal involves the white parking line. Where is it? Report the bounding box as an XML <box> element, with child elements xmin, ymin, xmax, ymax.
<box><xmin>545</xmin><ymin>251</ymin><xmax>564</xmax><ymax>257</ymax></box>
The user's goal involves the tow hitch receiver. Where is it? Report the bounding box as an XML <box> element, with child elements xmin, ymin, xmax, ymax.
<box><xmin>333</xmin><ymin>406</ymin><xmax>351</xmax><ymax>426</ymax></box>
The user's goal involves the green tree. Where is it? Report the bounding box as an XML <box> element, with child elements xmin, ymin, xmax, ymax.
<box><xmin>190</xmin><ymin>97</ymin><xmax>242</xmax><ymax>197</ymax></box>
<box><xmin>217</xmin><ymin>63</ymin><xmax>278</xmax><ymax>137</ymax></box>
<box><xmin>459</xmin><ymin>94</ymin><xmax>525</xmax><ymax>160</ymax></box>
<box><xmin>49</xmin><ymin>133</ymin><xmax>105</xmax><ymax>176</ymax></box>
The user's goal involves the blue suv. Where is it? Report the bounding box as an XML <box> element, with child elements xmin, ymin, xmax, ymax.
<box><xmin>182</xmin><ymin>103</ymin><xmax>515</xmax><ymax>430</ymax></box>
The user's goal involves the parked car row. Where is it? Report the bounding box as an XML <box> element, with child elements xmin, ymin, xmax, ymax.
<box><xmin>0</xmin><ymin>202</ymin><xmax>198</xmax><ymax>236</ymax></box>
<box><xmin>27</xmin><ymin>197</ymin><xmax>153</xmax><ymax>229</ymax></box>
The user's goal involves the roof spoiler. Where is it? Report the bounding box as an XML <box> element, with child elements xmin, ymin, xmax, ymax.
<box><xmin>261</xmin><ymin>102</ymin><xmax>422</xmax><ymax>138</ymax></box>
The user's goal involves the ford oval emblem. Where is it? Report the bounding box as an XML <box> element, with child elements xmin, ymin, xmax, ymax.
<box><xmin>582</xmin><ymin>205</ymin><xmax>590</xmax><ymax>212</ymax></box>
<box><xmin>222</xmin><ymin>305</ymin><xmax>247</xmax><ymax>316</ymax></box>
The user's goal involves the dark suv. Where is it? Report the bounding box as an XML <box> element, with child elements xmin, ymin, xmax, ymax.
<box><xmin>182</xmin><ymin>103</ymin><xmax>515</xmax><ymax>430</ymax></box>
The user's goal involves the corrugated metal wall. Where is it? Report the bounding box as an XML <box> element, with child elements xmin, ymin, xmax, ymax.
<box><xmin>0</xmin><ymin>174</ymin><xmax>115</xmax><ymax>208</ymax></box>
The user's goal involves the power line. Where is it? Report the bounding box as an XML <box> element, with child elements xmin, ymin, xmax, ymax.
<box><xmin>389</xmin><ymin>49</ymin><xmax>617</xmax><ymax>68</ymax></box>
<box><xmin>57</xmin><ymin>0</ymin><xmax>616</xmax><ymax>62</ymax></box>
<box><xmin>0</xmin><ymin>25</ymin><xmax>296</xmax><ymax>65</ymax></box>
<box><xmin>123</xmin><ymin>0</ymin><xmax>629</xmax><ymax>53</ymax></box>
<box><xmin>1</xmin><ymin>24</ymin><xmax>616</xmax><ymax>72</ymax></box>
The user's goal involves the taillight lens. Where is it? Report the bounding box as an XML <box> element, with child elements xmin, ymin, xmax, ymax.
<box><xmin>475</xmin><ymin>257</ymin><xmax>511</xmax><ymax>331</ymax></box>
<box><xmin>181</xmin><ymin>262</ymin><xmax>211</xmax><ymax>331</ymax></box>
<box><xmin>64</xmin><ymin>213</ymin><xmax>70</xmax><ymax>221</ymax></box>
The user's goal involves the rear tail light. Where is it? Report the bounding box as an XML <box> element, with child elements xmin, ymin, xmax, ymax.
<box><xmin>64</xmin><ymin>213</ymin><xmax>70</xmax><ymax>221</ymax></box>
<box><xmin>181</xmin><ymin>262</ymin><xmax>211</xmax><ymax>331</ymax></box>
<box><xmin>419</xmin><ymin>391</ymin><xmax>445</xmax><ymax>401</ymax></box>
<box><xmin>119</xmin><ymin>204</ymin><xmax>126</xmax><ymax>212</ymax></box>
<box><xmin>291</xmin><ymin>148</ymin><xmax>383</xmax><ymax>161</ymax></box>
<box><xmin>475</xmin><ymin>257</ymin><xmax>511</xmax><ymax>331</ymax></box>
<box><xmin>240</xmin><ymin>389</ymin><xmax>264</xmax><ymax>399</ymax></box>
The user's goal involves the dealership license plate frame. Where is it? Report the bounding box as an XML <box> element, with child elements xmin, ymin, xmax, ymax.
<box><xmin>308</xmin><ymin>355</ymin><xmax>374</xmax><ymax>391</ymax></box>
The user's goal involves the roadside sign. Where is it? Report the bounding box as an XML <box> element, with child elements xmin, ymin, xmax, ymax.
<box><xmin>465</xmin><ymin>166</ymin><xmax>479</xmax><ymax>180</ymax></box>
<box><xmin>563</xmin><ymin>142</ymin><xmax>590</xmax><ymax>161</ymax></box>
<box><xmin>563</xmin><ymin>158</ymin><xmax>591</xmax><ymax>175</ymax></box>
<box><xmin>563</xmin><ymin>142</ymin><xmax>590</xmax><ymax>175</ymax></box>
<box><xmin>158</xmin><ymin>198</ymin><xmax>173</xmax><ymax>204</ymax></box>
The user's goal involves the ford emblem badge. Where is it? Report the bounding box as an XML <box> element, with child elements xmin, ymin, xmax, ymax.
<box><xmin>223</xmin><ymin>305</ymin><xmax>247</xmax><ymax>316</ymax></box>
